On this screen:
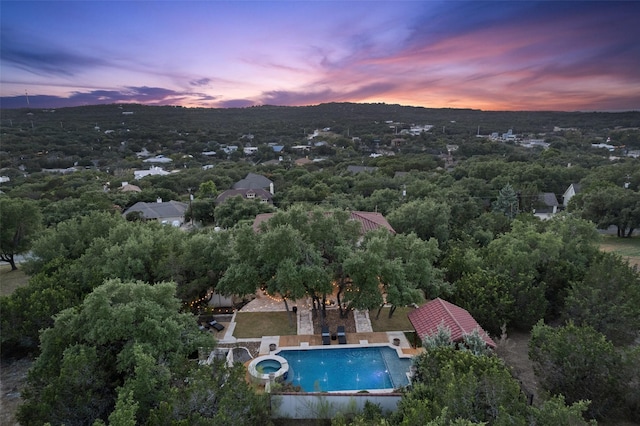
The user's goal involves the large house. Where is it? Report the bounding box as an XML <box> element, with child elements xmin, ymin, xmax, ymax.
<box><xmin>123</xmin><ymin>200</ymin><xmax>188</xmax><ymax>226</ymax></box>
<box><xmin>215</xmin><ymin>188</ymin><xmax>273</xmax><ymax>205</ymax></box>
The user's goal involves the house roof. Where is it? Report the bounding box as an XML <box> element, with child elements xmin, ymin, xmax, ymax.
<box><xmin>252</xmin><ymin>210</ymin><xmax>395</xmax><ymax>234</ymax></box>
<box><xmin>232</xmin><ymin>172</ymin><xmax>273</xmax><ymax>190</ymax></box>
<box><xmin>407</xmin><ymin>298</ymin><xmax>496</xmax><ymax>348</ymax></box>
<box><xmin>119</xmin><ymin>184</ymin><xmax>142</xmax><ymax>192</ymax></box>
<box><xmin>349</xmin><ymin>211</ymin><xmax>395</xmax><ymax>234</ymax></box>
<box><xmin>123</xmin><ymin>201</ymin><xmax>188</xmax><ymax>220</ymax></box>
<box><xmin>215</xmin><ymin>188</ymin><xmax>273</xmax><ymax>204</ymax></box>
<box><xmin>534</xmin><ymin>192</ymin><xmax>560</xmax><ymax>216</ymax></box>
<box><xmin>538</xmin><ymin>192</ymin><xmax>559</xmax><ymax>208</ymax></box>
<box><xmin>347</xmin><ymin>165</ymin><xmax>379</xmax><ymax>174</ymax></box>
<box><xmin>134</xmin><ymin>166</ymin><xmax>170</xmax><ymax>179</ymax></box>
<box><xmin>563</xmin><ymin>183</ymin><xmax>581</xmax><ymax>196</ymax></box>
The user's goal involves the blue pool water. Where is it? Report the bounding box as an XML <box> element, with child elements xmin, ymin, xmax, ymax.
<box><xmin>256</xmin><ymin>359</ymin><xmax>282</xmax><ymax>374</ymax></box>
<box><xmin>278</xmin><ymin>346</ymin><xmax>411</xmax><ymax>392</ymax></box>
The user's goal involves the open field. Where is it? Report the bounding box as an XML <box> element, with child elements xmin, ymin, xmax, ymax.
<box><xmin>599</xmin><ymin>235</ymin><xmax>640</xmax><ymax>268</ymax></box>
<box><xmin>370</xmin><ymin>306</ymin><xmax>416</xmax><ymax>332</ymax></box>
<box><xmin>0</xmin><ymin>265</ymin><xmax>29</xmax><ymax>296</ymax></box>
<box><xmin>234</xmin><ymin>311</ymin><xmax>297</xmax><ymax>338</ymax></box>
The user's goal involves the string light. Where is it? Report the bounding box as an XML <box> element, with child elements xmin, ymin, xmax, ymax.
<box><xmin>186</xmin><ymin>288</ymin><xmax>215</xmax><ymax>309</ymax></box>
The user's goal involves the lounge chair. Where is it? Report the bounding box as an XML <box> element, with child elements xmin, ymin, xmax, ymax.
<box><xmin>209</xmin><ymin>320</ymin><xmax>225</xmax><ymax>332</ymax></box>
<box><xmin>337</xmin><ymin>325</ymin><xmax>347</xmax><ymax>344</ymax></box>
<box><xmin>322</xmin><ymin>325</ymin><xmax>331</xmax><ymax>345</ymax></box>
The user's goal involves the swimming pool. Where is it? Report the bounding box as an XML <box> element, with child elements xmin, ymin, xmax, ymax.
<box><xmin>277</xmin><ymin>345</ymin><xmax>411</xmax><ymax>392</ymax></box>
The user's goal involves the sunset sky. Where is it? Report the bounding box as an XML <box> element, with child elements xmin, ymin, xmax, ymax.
<box><xmin>1</xmin><ymin>1</ymin><xmax>639</xmax><ymax>111</ymax></box>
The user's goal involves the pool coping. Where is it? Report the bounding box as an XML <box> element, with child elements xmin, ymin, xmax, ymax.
<box><xmin>273</xmin><ymin>342</ymin><xmax>414</xmax><ymax>360</ymax></box>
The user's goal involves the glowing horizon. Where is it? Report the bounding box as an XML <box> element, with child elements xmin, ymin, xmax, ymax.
<box><xmin>1</xmin><ymin>1</ymin><xmax>639</xmax><ymax>111</ymax></box>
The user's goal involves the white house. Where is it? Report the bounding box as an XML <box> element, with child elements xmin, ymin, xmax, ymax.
<box><xmin>134</xmin><ymin>166</ymin><xmax>171</xmax><ymax>180</ymax></box>
<box><xmin>143</xmin><ymin>155</ymin><xmax>173</xmax><ymax>164</ymax></box>
<box><xmin>562</xmin><ymin>183</ymin><xmax>581</xmax><ymax>208</ymax></box>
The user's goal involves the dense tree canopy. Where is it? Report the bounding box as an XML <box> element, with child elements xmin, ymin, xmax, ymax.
<box><xmin>529</xmin><ymin>321</ymin><xmax>640</xmax><ymax>421</ymax></box>
<box><xmin>17</xmin><ymin>279</ymin><xmax>215</xmax><ymax>426</ymax></box>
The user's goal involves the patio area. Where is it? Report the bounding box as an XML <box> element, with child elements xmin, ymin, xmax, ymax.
<box><xmin>205</xmin><ymin>289</ymin><xmax>420</xmax><ymax>360</ymax></box>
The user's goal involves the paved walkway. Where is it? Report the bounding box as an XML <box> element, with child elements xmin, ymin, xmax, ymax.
<box><xmin>353</xmin><ymin>309</ymin><xmax>373</xmax><ymax>332</ymax></box>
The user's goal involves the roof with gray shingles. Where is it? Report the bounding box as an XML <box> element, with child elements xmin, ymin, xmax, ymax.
<box><xmin>232</xmin><ymin>173</ymin><xmax>273</xmax><ymax>190</ymax></box>
<box><xmin>123</xmin><ymin>201</ymin><xmax>187</xmax><ymax>220</ymax></box>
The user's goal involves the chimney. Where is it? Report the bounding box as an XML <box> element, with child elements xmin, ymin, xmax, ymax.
<box><xmin>121</xmin><ymin>181</ymin><xmax>128</xmax><ymax>187</ymax></box>
<box><xmin>157</xmin><ymin>198</ymin><xmax>162</xmax><ymax>203</ymax></box>
<box><xmin>269</xmin><ymin>182</ymin><xmax>274</xmax><ymax>195</ymax></box>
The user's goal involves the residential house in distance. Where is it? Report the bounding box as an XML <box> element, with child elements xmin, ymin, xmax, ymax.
<box><xmin>562</xmin><ymin>183</ymin><xmax>581</xmax><ymax>208</ymax></box>
<box><xmin>533</xmin><ymin>192</ymin><xmax>560</xmax><ymax>220</ymax></box>
<box><xmin>119</xmin><ymin>181</ymin><xmax>141</xmax><ymax>193</ymax></box>
<box><xmin>123</xmin><ymin>199</ymin><xmax>188</xmax><ymax>226</ymax></box>
<box><xmin>134</xmin><ymin>166</ymin><xmax>171</xmax><ymax>180</ymax></box>
<box><xmin>346</xmin><ymin>165</ymin><xmax>379</xmax><ymax>174</ymax></box>
<box><xmin>143</xmin><ymin>155</ymin><xmax>173</xmax><ymax>164</ymax></box>
<box><xmin>232</xmin><ymin>173</ymin><xmax>273</xmax><ymax>191</ymax></box>
<box><xmin>215</xmin><ymin>172</ymin><xmax>275</xmax><ymax>205</ymax></box>
<box><xmin>252</xmin><ymin>210</ymin><xmax>395</xmax><ymax>234</ymax></box>
<box><xmin>215</xmin><ymin>188</ymin><xmax>273</xmax><ymax>205</ymax></box>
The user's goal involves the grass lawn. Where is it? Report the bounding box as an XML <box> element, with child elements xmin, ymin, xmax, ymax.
<box><xmin>233</xmin><ymin>311</ymin><xmax>297</xmax><ymax>338</ymax></box>
<box><xmin>0</xmin><ymin>264</ymin><xmax>29</xmax><ymax>296</ymax></box>
<box><xmin>369</xmin><ymin>306</ymin><xmax>416</xmax><ymax>332</ymax></box>
<box><xmin>599</xmin><ymin>235</ymin><xmax>640</xmax><ymax>268</ymax></box>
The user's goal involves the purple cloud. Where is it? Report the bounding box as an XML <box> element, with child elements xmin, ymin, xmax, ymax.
<box><xmin>0</xmin><ymin>86</ymin><xmax>216</xmax><ymax>109</ymax></box>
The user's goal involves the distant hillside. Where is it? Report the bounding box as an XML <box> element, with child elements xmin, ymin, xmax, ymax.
<box><xmin>2</xmin><ymin>102</ymin><xmax>639</xmax><ymax>137</ymax></box>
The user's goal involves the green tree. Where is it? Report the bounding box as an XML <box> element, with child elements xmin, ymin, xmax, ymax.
<box><xmin>562</xmin><ymin>251</ymin><xmax>640</xmax><ymax>346</ymax></box>
<box><xmin>214</xmin><ymin>195</ymin><xmax>275</xmax><ymax>229</ymax></box>
<box><xmin>186</xmin><ymin>198</ymin><xmax>216</xmax><ymax>225</ymax></box>
<box><xmin>25</xmin><ymin>211</ymin><xmax>123</xmax><ymax>275</ymax></box>
<box><xmin>387</xmin><ymin>198</ymin><xmax>451</xmax><ymax>245</ymax></box>
<box><xmin>450</xmin><ymin>269</ymin><xmax>514</xmax><ymax>335</ymax></box>
<box><xmin>195</xmin><ymin>180</ymin><xmax>218</xmax><ymax>199</ymax></box>
<box><xmin>253</xmin><ymin>206</ymin><xmax>362</xmax><ymax>318</ymax></box>
<box><xmin>174</xmin><ymin>229</ymin><xmax>232</xmax><ymax>303</ymax></box>
<box><xmin>17</xmin><ymin>279</ymin><xmax>214</xmax><ymax>426</ymax></box>
<box><xmin>78</xmin><ymin>220</ymin><xmax>185</xmax><ymax>285</ymax></box>
<box><xmin>0</xmin><ymin>197</ymin><xmax>42</xmax><ymax>270</ymax></box>
<box><xmin>0</xmin><ymin>262</ymin><xmax>80</xmax><ymax>351</ymax></box>
<box><xmin>359</xmin><ymin>230</ymin><xmax>446</xmax><ymax>319</ymax></box>
<box><xmin>529</xmin><ymin>321</ymin><xmax>625</xmax><ymax>420</ymax></box>
<box><xmin>571</xmin><ymin>185</ymin><xmax>640</xmax><ymax>237</ymax></box>
<box><xmin>147</xmin><ymin>359</ymin><xmax>271</xmax><ymax>425</ymax></box>
<box><xmin>491</xmin><ymin>183</ymin><xmax>519</xmax><ymax>220</ymax></box>
<box><xmin>394</xmin><ymin>346</ymin><xmax>528</xmax><ymax>424</ymax></box>
<box><xmin>481</xmin><ymin>221</ymin><xmax>563</xmax><ymax>329</ymax></box>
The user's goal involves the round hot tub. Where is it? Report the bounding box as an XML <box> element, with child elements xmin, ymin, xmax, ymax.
<box><xmin>248</xmin><ymin>355</ymin><xmax>289</xmax><ymax>384</ymax></box>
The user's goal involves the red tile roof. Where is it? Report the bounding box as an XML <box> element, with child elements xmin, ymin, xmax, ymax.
<box><xmin>407</xmin><ymin>298</ymin><xmax>496</xmax><ymax>348</ymax></box>
<box><xmin>251</xmin><ymin>211</ymin><xmax>395</xmax><ymax>234</ymax></box>
<box><xmin>349</xmin><ymin>211</ymin><xmax>396</xmax><ymax>234</ymax></box>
